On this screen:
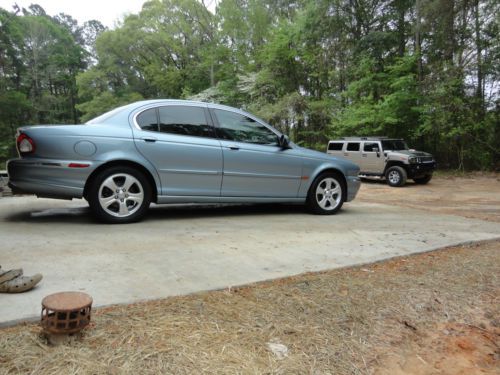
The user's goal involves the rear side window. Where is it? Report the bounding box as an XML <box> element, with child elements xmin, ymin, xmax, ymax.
<box><xmin>158</xmin><ymin>106</ymin><xmax>214</xmax><ymax>138</ymax></box>
<box><xmin>328</xmin><ymin>142</ymin><xmax>344</xmax><ymax>151</ymax></box>
<box><xmin>346</xmin><ymin>142</ymin><xmax>360</xmax><ymax>151</ymax></box>
<box><xmin>136</xmin><ymin>108</ymin><xmax>158</xmax><ymax>131</ymax></box>
<box><xmin>363</xmin><ymin>142</ymin><xmax>379</xmax><ymax>152</ymax></box>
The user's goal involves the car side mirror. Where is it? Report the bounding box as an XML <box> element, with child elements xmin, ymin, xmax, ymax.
<box><xmin>278</xmin><ymin>134</ymin><xmax>290</xmax><ymax>149</ymax></box>
<box><xmin>373</xmin><ymin>147</ymin><xmax>380</xmax><ymax>157</ymax></box>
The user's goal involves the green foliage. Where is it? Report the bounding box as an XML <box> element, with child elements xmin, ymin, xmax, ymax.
<box><xmin>336</xmin><ymin>55</ymin><xmax>421</xmax><ymax>140</ymax></box>
<box><xmin>0</xmin><ymin>91</ymin><xmax>31</xmax><ymax>160</ymax></box>
<box><xmin>76</xmin><ymin>92</ymin><xmax>143</xmax><ymax>123</ymax></box>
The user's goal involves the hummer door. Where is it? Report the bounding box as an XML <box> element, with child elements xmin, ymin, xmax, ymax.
<box><xmin>361</xmin><ymin>142</ymin><xmax>385</xmax><ymax>174</ymax></box>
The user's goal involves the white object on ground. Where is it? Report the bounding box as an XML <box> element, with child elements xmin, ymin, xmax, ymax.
<box><xmin>267</xmin><ymin>341</ymin><xmax>289</xmax><ymax>359</ymax></box>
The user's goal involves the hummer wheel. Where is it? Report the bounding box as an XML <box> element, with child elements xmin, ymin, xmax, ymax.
<box><xmin>385</xmin><ymin>166</ymin><xmax>407</xmax><ymax>187</ymax></box>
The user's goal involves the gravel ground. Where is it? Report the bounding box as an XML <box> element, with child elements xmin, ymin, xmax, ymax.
<box><xmin>0</xmin><ymin>174</ymin><xmax>498</xmax><ymax>374</ymax></box>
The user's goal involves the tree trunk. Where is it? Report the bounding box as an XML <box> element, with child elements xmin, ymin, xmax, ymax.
<box><xmin>397</xmin><ymin>3</ymin><xmax>405</xmax><ymax>57</ymax></box>
<box><xmin>415</xmin><ymin>0</ymin><xmax>422</xmax><ymax>82</ymax></box>
<box><xmin>474</xmin><ymin>0</ymin><xmax>483</xmax><ymax>113</ymax></box>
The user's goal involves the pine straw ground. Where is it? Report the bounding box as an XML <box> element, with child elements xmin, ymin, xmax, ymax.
<box><xmin>0</xmin><ymin>240</ymin><xmax>498</xmax><ymax>374</ymax></box>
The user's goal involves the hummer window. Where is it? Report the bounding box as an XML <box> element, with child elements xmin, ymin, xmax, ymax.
<box><xmin>328</xmin><ymin>142</ymin><xmax>344</xmax><ymax>151</ymax></box>
<box><xmin>347</xmin><ymin>142</ymin><xmax>360</xmax><ymax>151</ymax></box>
<box><xmin>381</xmin><ymin>140</ymin><xmax>408</xmax><ymax>151</ymax></box>
<box><xmin>363</xmin><ymin>142</ymin><xmax>379</xmax><ymax>152</ymax></box>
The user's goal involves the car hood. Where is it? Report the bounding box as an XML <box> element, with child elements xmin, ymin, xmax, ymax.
<box><xmin>295</xmin><ymin>146</ymin><xmax>334</xmax><ymax>160</ymax></box>
<box><xmin>296</xmin><ymin>146</ymin><xmax>358</xmax><ymax>166</ymax></box>
<box><xmin>389</xmin><ymin>150</ymin><xmax>433</xmax><ymax>157</ymax></box>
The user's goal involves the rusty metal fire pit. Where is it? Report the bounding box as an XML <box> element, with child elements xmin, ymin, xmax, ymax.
<box><xmin>41</xmin><ymin>291</ymin><xmax>93</xmax><ymax>334</ymax></box>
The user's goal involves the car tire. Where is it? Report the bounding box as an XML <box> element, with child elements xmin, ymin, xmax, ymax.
<box><xmin>385</xmin><ymin>166</ymin><xmax>407</xmax><ymax>187</ymax></box>
<box><xmin>307</xmin><ymin>172</ymin><xmax>345</xmax><ymax>215</ymax></box>
<box><xmin>414</xmin><ymin>174</ymin><xmax>433</xmax><ymax>184</ymax></box>
<box><xmin>88</xmin><ymin>166</ymin><xmax>151</xmax><ymax>224</ymax></box>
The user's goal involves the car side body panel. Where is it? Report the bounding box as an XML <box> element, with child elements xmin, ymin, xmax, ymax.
<box><xmin>7</xmin><ymin>124</ymin><xmax>162</xmax><ymax>200</ymax></box>
<box><xmin>295</xmin><ymin>147</ymin><xmax>360</xmax><ymax>201</ymax></box>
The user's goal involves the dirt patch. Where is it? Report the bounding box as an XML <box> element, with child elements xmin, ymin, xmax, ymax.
<box><xmin>357</xmin><ymin>173</ymin><xmax>500</xmax><ymax>223</ymax></box>
<box><xmin>376</xmin><ymin>320</ymin><xmax>499</xmax><ymax>375</ymax></box>
<box><xmin>0</xmin><ymin>240</ymin><xmax>498</xmax><ymax>374</ymax></box>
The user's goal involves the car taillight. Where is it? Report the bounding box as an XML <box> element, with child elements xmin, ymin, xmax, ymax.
<box><xmin>16</xmin><ymin>133</ymin><xmax>36</xmax><ymax>155</ymax></box>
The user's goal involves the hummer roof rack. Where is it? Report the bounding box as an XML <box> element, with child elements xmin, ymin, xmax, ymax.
<box><xmin>339</xmin><ymin>136</ymin><xmax>392</xmax><ymax>141</ymax></box>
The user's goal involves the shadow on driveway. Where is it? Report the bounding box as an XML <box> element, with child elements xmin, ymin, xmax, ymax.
<box><xmin>4</xmin><ymin>202</ymin><xmax>321</xmax><ymax>224</ymax></box>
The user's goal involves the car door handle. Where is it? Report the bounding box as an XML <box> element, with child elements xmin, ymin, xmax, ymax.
<box><xmin>142</xmin><ymin>137</ymin><xmax>157</xmax><ymax>143</ymax></box>
<box><xmin>228</xmin><ymin>145</ymin><xmax>240</xmax><ymax>150</ymax></box>
<box><xmin>362</xmin><ymin>154</ymin><xmax>367</xmax><ymax>157</ymax></box>
<box><xmin>343</xmin><ymin>153</ymin><xmax>348</xmax><ymax>156</ymax></box>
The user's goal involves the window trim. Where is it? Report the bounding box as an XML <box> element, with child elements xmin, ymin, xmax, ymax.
<box><xmin>208</xmin><ymin>107</ymin><xmax>281</xmax><ymax>146</ymax></box>
<box><xmin>132</xmin><ymin>104</ymin><xmax>216</xmax><ymax>138</ymax></box>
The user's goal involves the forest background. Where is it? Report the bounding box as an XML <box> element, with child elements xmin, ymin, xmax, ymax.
<box><xmin>0</xmin><ymin>0</ymin><xmax>498</xmax><ymax>170</ymax></box>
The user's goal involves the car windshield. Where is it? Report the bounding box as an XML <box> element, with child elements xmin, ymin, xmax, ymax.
<box><xmin>85</xmin><ymin>103</ymin><xmax>134</xmax><ymax>125</ymax></box>
<box><xmin>381</xmin><ymin>139</ymin><xmax>408</xmax><ymax>151</ymax></box>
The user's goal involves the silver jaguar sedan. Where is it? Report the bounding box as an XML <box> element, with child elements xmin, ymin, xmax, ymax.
<box><xmin>7</xmin><ymin>100</ymin><xmax>360</xmax><ymax>223</ymax></box>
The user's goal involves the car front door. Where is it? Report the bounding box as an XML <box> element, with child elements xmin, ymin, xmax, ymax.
<box><xmin>132</xmin><ymin>104</ymin><xmax>223</xmax><ymax>196</ymax></box>
<box><xmin>210</xmin><ymin>108</ymin><xmax>302</xmax><ymax>197</ymax></box>
<box><xmin>361</xmin><ymin>142</ymin><xmax>385</xmax><ymax>174</ymax></box>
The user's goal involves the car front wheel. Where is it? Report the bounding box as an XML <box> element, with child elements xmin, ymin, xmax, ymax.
<box><xmin>385</xmin><ymin>166</ymin><xmax>407</xmax><ymax>187</ymax></box>
<box><xmin>307</xmin><ymin>172</ymin><xmax>345</xmax><ymax>215</ymax></box>
<box><xmin>88</xmin><ymin>166</ymin><xmax>151</xmax><ymax>223</ymax></box>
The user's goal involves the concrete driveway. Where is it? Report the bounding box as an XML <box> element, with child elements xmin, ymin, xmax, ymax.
<box><xmin>1</xmin><ymin>196</ymin><xmax>499</xmax><ymax>325</ymax></box>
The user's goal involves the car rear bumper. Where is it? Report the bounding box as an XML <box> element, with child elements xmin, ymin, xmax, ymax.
<box><xmin>7</xmin><ymin>158</ymin><xmax>96</xmax><ymax>199</ymax></box>
<box><xmin>346</xmin><ymin>176</ymin><xmax>361</xmax><ymax>202</ymax></box>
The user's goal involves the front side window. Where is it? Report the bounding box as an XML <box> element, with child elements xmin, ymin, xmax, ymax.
<box><xmin>213</xmin><ymin>109</ymin><xmax>278</xmax><ymax>145</ymax></box>
<box><xmin>158</xmin><ymin>106</ymin><xmax>214</xmax><ymax>138</ymax></box>
<box><xmin>363</xmin><ymin>142</ymin><xmax>379</xmax><ymax>152</ymax></box>
<box><xmin>381</xmin><ymin>140</ymin><xmax>408</xmax><ymax>151</ymax></box>
<box><xmin>346</xmin><ymin>142</ymin><xmax>360</xmax><ymax>151</ymax></box>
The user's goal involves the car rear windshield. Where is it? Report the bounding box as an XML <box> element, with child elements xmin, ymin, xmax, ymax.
<box><xmin>381</xmin><ymin>140</ymin><xmax>408</xmax><ymax>151</ymax></box>
<box><xmin>85</xmin><ymin>103</ymin><xmax>134</xmax><ymax>124</ymax></box>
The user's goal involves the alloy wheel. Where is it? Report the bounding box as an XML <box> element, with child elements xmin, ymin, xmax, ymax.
<box><xmin>98</xmin><ymin>173</ymin><xmax>144</xmax><ymax>218</ymax></box>
<box><xmin>388</xmin><ymin>170</ymin><xmax>401</xmax><ymax>185</ymax></box>
<box><xmin>315</xmin><ymin>177</ymin><xmax>342</xmax><ymax>211</ymax></box>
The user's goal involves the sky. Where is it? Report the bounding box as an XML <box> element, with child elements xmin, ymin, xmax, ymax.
<box><xmin>0</xmin><ymin>0</ymin><xmax>149</xmax><ymax>28</ymax></box>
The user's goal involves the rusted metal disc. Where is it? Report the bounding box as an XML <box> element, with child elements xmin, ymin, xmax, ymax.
<box><xmin>41</xmin><ymin>291</ymin><xmax>93</xmax><ymax>334</ymax></box>
<box><xmin>42</xmin><ymin>292</ymin><xmax>93</xmax><ymax>311</ymax></box>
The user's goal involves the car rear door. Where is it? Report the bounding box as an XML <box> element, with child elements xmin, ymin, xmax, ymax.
<box><xmin>132</xmin><ymin>104</ymin><xmax>223</xmax><ymax>196</ymax></box>
<box><xmin>327</xmin><ymin>141</ymin><xmax>345</xmax><ymax>157</ymax></box>
<box><xmin>210</xmin><ymin>108</ymin><xmax>302</xmax><ymax>197</ymax></box>
<box><xmin>343</xmin><ymin>142</ymin><xmax>362</xmax><ymax>166</ymax></box>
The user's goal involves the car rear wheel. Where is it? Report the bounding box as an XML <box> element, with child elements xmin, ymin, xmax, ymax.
<box><xmin>414</xmin><ymin>174</ymin><xmax>433</xmax><ymax>184</ymax></box>
<box><xmin>307</xmin><ymin>172</ymin><xmax>345</xmax><ymax>215</ymax></box>
<box><xmin>88</xmin><ymin>166</ymin><xmax>151</xmax><ymax>223</ymax></box>
<box><xmin>385</xmin><ymin>166</ymin><xmax>407</xmax><ymax>187</ymax></box>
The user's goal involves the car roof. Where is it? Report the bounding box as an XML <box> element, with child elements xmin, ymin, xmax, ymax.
<box><xmin>329</xmin><ymin>137</ymin><xmax>403</xmax><ymax>142</ymax></box>
<box><xmin>130</xmin><ymin>99</ymin><xmax>253</xmax><ymax>116</ymax></box>
<box><xmin>90</xmin><ymin>99</ymin><xmax>274</xmax><ymax>131</ymax></box>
